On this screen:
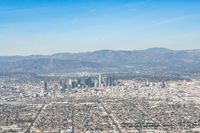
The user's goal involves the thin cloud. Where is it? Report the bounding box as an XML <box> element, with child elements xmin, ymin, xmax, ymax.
<box><xmin>152</xmin><ymin>14</ymin><xmax>200</xmax><ymax>26</ymax></box>
<box><xmin>137</xmin><ymin>14</ymin><xmax>200</xmax><ymax>31</ymax></box>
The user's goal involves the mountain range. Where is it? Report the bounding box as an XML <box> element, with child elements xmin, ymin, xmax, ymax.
<box><xmin>1</xmin><ymin>48</ymin><xmax>200</xmax><ymax>74</ymax></box>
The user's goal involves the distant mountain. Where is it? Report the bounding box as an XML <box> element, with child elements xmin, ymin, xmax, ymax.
<box><xmin>52</xmin><ymin>48</ymin><xmax>200</xmax><ymax>67</ymax></box>
<box><xmin>145</xmin><ymin>47</ymin><xmax>173</xmax><ymax>53</ymax></box>
<box><xmin>0</xmin><ymin>48</ymin><xmax>200</xmax><ymax>74</ymax></box>
<box><xmin>0</xmin><ymin>58</ymin><xmax>103</xmax><ymax>73</ymax></box>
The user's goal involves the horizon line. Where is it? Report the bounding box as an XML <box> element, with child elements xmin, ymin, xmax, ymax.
<box><xmin>1</xmin><ymin>47</ymin><xmax>200</xmax><ymax>57</ymax></box>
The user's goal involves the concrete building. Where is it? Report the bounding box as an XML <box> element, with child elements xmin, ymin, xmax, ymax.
<box><xmin>98</xmin><ymin>74</ymin><xmax>102</xmax><ymax>87</ymax></box>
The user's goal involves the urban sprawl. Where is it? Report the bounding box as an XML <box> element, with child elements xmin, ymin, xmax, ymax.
<box><xmin>0</xmin><ymin>73</ymin><xmax>200</xmax><ymax>133</ymax></box>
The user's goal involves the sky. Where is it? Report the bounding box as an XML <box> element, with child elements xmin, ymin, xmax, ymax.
<box><xmin>0</xmin><ymin>0</ymin><xmax>200</xmax><ymax>55</ymax></box>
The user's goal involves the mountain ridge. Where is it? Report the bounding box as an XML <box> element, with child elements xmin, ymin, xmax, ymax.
<box><xmin>0</xmin><ymin>48</ymin><xmax>200</xmax><ymax>74</ymax></box>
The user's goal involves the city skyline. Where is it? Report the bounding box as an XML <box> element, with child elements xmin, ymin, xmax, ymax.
<box><xmin>0</xmin><ymin>0</ymin><xmax>200</xmax><ymax>55</ymax></box>
<box><xmin>1</xmin><ymin>1</ymin><xmax>200</xmax><ymax>132</ymax></box>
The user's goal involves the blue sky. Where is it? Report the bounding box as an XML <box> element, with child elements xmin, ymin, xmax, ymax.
<box><xmin>0</xmin><ymin>0</ymin><xmax>200</xmax><ymax>55</ymax></box>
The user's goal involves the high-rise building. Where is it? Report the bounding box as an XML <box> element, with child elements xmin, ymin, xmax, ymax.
<box><xmin>102</xmin><ymin>76</ymin><xmax>109</xmax><ymax>87</ymax></box>
<box><xmin>69</xmin><ymin>79</ymin><xmax>78</xmax><ymax>88</ymax></box>
<box><xmin>60</xmin><ymin>81</ymin><xmax>67</xmax><ymax>93</ymax></box>
<box><xmin>85</xmin><ymin>77</ymin><xmax>92</xmax><ymax>87</ymax></box>
<box><xmin>108</xmin><ymin>77</ymin><xmax>113</xmax><ymax>86</ymax></box>
<box><xmin>77</xmin><ymin>78</ymin><xmax>81</xmax><ymax>85</ymax></box>
<box><xmin>44</xmin><ymin>81</ymin><xmax>48</xmax><ymax>92</ymax></box>
<box><xmin>98</xmin><ymin>74</ymin><xmax>102</xmax><ymax>87</ymax></box>
<box><xmin>41</xmin><ymin>81</ymin><xmax>48</xmax><ymax>96</ymax></box>
<box><xmin>94</xmin><ymin>79</ymin><xmax>99</xmax><ymax>88</ymax></box>
<box><xmin>72</xmin><ymin>80</ymin><xmax>78</xmax><ymax>88</ymax></box>
<box><xmin>68</xmin><ymin>79</ymin><xmax>73</xmax><ymax>88</ymax></box>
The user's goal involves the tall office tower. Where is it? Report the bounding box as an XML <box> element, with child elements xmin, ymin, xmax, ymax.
<box><xmin>108</xmin><ymin>77</ymin><xmax>113</xmax><ymax>86</ymax></box>
<box><xmin>60</xmin><ymin>81</ymin><xmax>67</xmax><ymax>93</ymax></box>
<box><xmin>68</xmin><ymin>79</ymin><xmax>73</xmax><ymax>88</ymax></box>
<box><xmin>77</xmin><ymin>78</ymin><xmax>81</xmax><ymax>85</ymax></box>
<box><xmin>98</xmin><ymin>74</ymin><xmax>102</xmax><ymax>87</ymax></box>
<box><xmin>102</xmin><ymin>76</ymin><xmax>109</xmax><ymax>87</ymax></box>
<box><xmin>72</xmin><ymin>80</ymin><xmax>78</xmax><ymax>88</ymax></box>
<box><xmin>69</xmin><ymin>79</ymin><xmax>78</xmax><ymax>88</ymax></box>
<box><xmin>41</xmin><ymin>81</ymin><xmax>48</xmax><ymax>96</ymax></box>
<box><xmin>89</xmin><ymin>77</ymin><xmax>92</xmax><ymax>87</ymax></box>
<box><xmin>44</xmin><ymin>81</ymin><xmax>48</xmax><ymax>92</ymax></box>
<box><xmin>85</xmin><ymin>77</ymin><xmax>92</xmax><ymax>87</ymax></box>
<box><xmin>94</xmin><ymin>79</ymin><xmax>99</xmax><ymax>88</ymax></box>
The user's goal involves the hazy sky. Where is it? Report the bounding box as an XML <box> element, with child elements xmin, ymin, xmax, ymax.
<box><xmin>0</xmin><ymin>0</ymin><xmax>200</xmax><ymax>55</ymax></box>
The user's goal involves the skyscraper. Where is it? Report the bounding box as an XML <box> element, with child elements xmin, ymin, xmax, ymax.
<box><xmin>60</xmin><ymin>81</ymin><xmax>67</xmax><ymax>93</ymax></box>
<box><xmin>41</xmin><ymin>81</ymin><xmax>48</xmax><ymax>96</ymax></box>
<box><xmin>102</xmin><ymin>76</ymin><xmax>109</xmax><ymax>87</ymax></box>
<box><xmin>85</xmin><ymin>77</ymin><xmax>92</xmax><ymax>87</ymax></box>
<box><xmin>44</xmin><ymin>81</ymin><xmax>48</xmax><ymax>92</ymax></box>
<box><xmin>94</xmin><ymin>79</ymin><xmax>99</xmax><ymax>88</ymax></box>
<box><xmin>108</xmin><ymin>77</ymin><xmax>113</xmax><ymax>86</ymax></box>
<box><xmin>98</xmin><ymin>74</ymin><xmax>102</xmax><ymax>87</ymax></box>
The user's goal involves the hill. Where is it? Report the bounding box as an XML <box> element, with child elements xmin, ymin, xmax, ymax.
<box><xmin>0</xmin><ymin>48</ymin><xmax>200</xmax><ymax>74</ymax></box>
